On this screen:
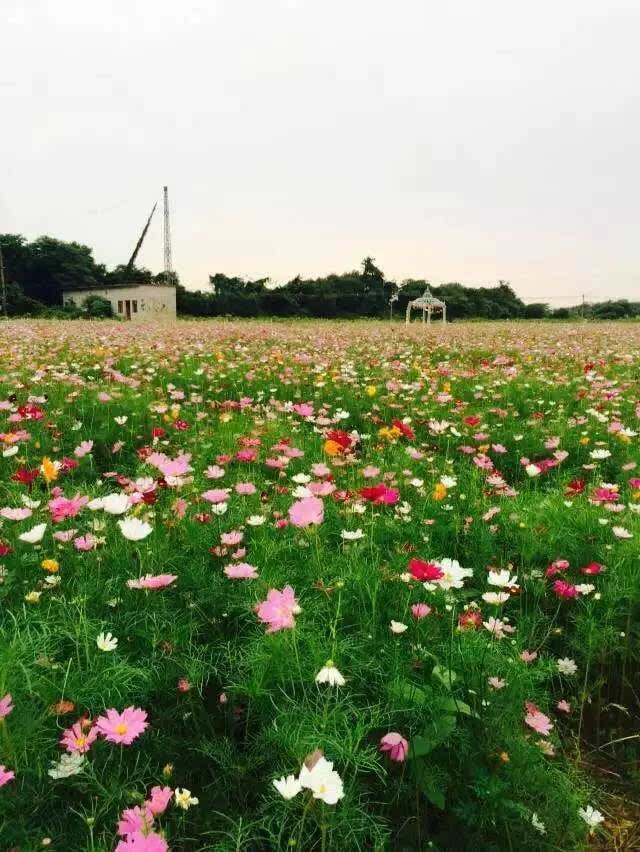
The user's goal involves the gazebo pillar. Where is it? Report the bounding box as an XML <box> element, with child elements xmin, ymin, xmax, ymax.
<box><xmin>442</xmin><ymin>304</ymin><xmax>446</xmax><ymax>325</ymax></box>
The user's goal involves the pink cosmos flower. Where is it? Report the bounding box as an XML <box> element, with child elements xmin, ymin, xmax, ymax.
<box><xmin>235</xmin><ymin>482</ymin><xmax>257</xmax><ymax>495</ymax></box>
<box><xmin>557</xmin><ymin>700</ymin><xmax>571</xmax><ymax>713</ymax></box>
<box><xmin>60</xmin><ymin>721</ymin><xmax>99</xmax><ymax>754</ymax></box>
<box><xmin>49</xmin><ymin>495</ymin><xmax>88</xmax><ymax>523</ymax></box>
<box><xmin>54</xmin><ymin>529</ymin><xmax>77</xmax><ymax>542</ymax></box>
<box><xmin>581</xmin><ymin>562</ymin><xmax>603</xmax><ymax>575</ymax></box>
<box><xmin>380</xmin><ymin>732</ymin><xmax>409</xmax><ymax>762</ymax></box>
<box><xmin>74</xmin><ymin>534</ymin><xmax>98</xmax><ymax>551</ymax></box>
<box><xmin>520</xmin><ymin>650</ymin><xmax>538</xmax><ymax>663</ymax></box>
<box><xmin>127</xmin><ymin>574</ymin><xmax>177</xmax><ymax>590</ymax></box>
<box><xmin>0</xmin><ymin>765</ymin><xmax>15</xmax><ymax>786</ymax></box>
<box><xmin>95</xmin><ymin>706</ymin><xmax>148</xmax><ymax>745</ymax></box>
<box><xmin>311</xmin><ymin>463</ymin><xmax>331</xmax><ymax>477</ymax></box>
<box><xmin>307</xmin><ymin>481</ymin><xmax>335</xmax><ymax>497</ymax></box>
<box><xmin>147</xmin><ymin>452</ymin><xmax>193</xmax><ymax>478</ymax></box>
<box><xmin>411</xmin><ymin>603</ymin><xmax>432</xmax><ymax>619</ymax></box>
<box><xmin>117</xmin><ymin>805</ymin><xmax>154</xmax><ymax>837</ymax></box>
<box><xmin>74</xmin><ymin>440</ymin><xmax>94</xmax><ymax>459</ymax></box>
<box><xmin>147</xmin><ymin>785</ymin><xmax>173</xmax><ymax>816</ymax></box>
<box><xmin>206</xmin><ymin>464</ymin><xmax>225</xmax><ymax>479</ymax></box>
<box><xmin>292</xmin><ymin>402</ymin><xmax>314</xmax><ymax>417</ymax></box>
<box><xmin>224</xmin><ymin>562</ymin><xmax>258</xmax><ymax>579</ymax></box>
<box><xmin>115</xmin><ymin>832</ymin><xmax>168</xmax><ymax>852</ymax></box>
<box><xmin>524</xmin><ymin>703</ymin><xmax>553</xmax><ymax>736</ymax></box>
<box><xmin>202</xmin><ymin>489</ymin><xmax>230</xmax><ymax>504</ymax></box>
<box><xmin>221</xmin><ymin>530</ymin><xmax>243</xmax><ymax>546</ymax></box>
<box><xmin>177</xmin><ymin>678</ymin><xmax>191</xmax><ymax>693</ymax></box>
<box><xmin>488</xmin><ymin>677</ymin><xmax>506</xmax><ymax>689</ymax></box>
<box><xmin>256</xmin><ymin>586</ymin><xmax>300</xmax><ymax>632</ymax></box>
<box><xmin>0</xmin><ymin>507</ymin><xmax>32</xmax><ymax>521</ymax></box>
<box><xmin>289</xmin><ymin>496</ymin><xmax>324</xmax><ymax>527</ymax></box>
<box><xmin>0</xmin><ymin>694</ymin><xmax>13</xmax><ymax>718</ymax></box>
<box><xmin>235</xmin><ymin>449</ymin><xmax>257</xmax><ymax>463</ymax></box>
<box><xmin>362</xmin><ymin>465</ymin><xmax>381</xmax><ymax>478</ymax></box>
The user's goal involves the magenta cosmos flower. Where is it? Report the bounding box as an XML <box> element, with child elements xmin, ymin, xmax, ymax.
<box><xmin>0</xmin><ymin>693</ymin><xmax>13</xmax><ymax>719</ymax></box>
<box><xmin>95</xmin><ymin>707</ymin><xmax>148</xmax><ymax>745</ymax></box>
<box><xmin>60</xmin><ymin>720</ymin><xmax>99</xmax><ymax>754</ymax></box>
<box><xmin>127</xmin><ymin>574</ymin><xmax>177</xmax><ymax>590</ymax></box>
<box><xmin>117</xmin><ymin>805</ymin><xmax>154</xmax><ymax>837</ymax></box>
<box><xmin>288</xmin><ymin>496</ymin><xmax>324</xmax><ymax>527</ymax></box>
<box><xmin>147</xmin><ymin>785</ymin><xmax>173</xmax><ymax>816</ymax></box>
<box><xmin>380</xmin><ymin>732</ymin><xmax>409</xmax><ymax>762</ymax></box>
<box><xmin>115</xmin><ymin>832</ymin><xmax>168</xmax><ymax>852</ymax></box>
<box><xmin>0</xmin><ymin>765</ymin><xmax>15</xmax><ymax>786</ymax></box>
<box><xmin>256</xmin><ymin>586</ymin><xmax>300</xmax><ymax>632</ymax></box>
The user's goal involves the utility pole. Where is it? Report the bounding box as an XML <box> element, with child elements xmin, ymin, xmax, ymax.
<box><xmin>0</xmin><ymin>246</ymin><xmax>7</xmax><ymax>319</ymax></box>
<box><xmin>163</xmin><ymin>186</ymin><xmax>172</xmax><ymax>285</ymax></box>
<box><xmin>581</xmin><ymin>293</ymin><xmax>585</xmax><ymax>320</ymax></box>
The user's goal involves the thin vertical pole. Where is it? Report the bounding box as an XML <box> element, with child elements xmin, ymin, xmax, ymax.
<box><xmin>0</xmin><ymin>247</ymin><xmax>7</xmax><ymax>319</ymax></box>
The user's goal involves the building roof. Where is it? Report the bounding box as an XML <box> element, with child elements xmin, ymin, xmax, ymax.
<box><xmin>62</xmin><ymin>282</ymin><xmax>175</xmax><ymax>292</ymax></box>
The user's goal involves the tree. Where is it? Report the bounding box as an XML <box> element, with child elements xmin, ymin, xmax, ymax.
<box><xmin>28</xmin><ymin>236</ymin><xmax>106</xmax><ymax>305</ymax></box>
<box><xmin>523</xmin><ymin>302</ymin><xmax>549</xmax><ymax>319</ymax></box>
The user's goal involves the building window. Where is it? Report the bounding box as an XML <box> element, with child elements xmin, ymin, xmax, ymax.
<box><xmin>118</xmin><ymin>301</ymin><xmax>123</xmax><ymax>313</ymax></box>
<box><xmin>132</xmin><ymin>300</ymin><xmax>138</xmax><ymax>313</ymax></box>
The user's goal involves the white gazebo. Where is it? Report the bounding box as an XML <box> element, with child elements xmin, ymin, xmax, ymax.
<box><xmin>405</xmin><ymin>287</ymin><xmax>446</xmax><ymax>325</ymax></box>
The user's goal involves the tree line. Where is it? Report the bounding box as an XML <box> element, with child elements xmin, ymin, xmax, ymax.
<box><xmin>1</xmin><ymin>233</ymin><xmax>638</xmax><ymax>321</ymax></box>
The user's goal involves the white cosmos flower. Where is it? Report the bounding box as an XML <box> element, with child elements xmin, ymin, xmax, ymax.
<box><xmin>48</xmin><ymin>752</ymin><xmax>86</xmax><ymax>779</ymax></box>
<box><xmin>246</xmin><ymin>515</ymin><xmax>266</xmax><ymax>526</ymax></box>
<box><xmin>590</xmin><ymin>449</ymin><xmax>611</xmax><ymax>460</ymax></box>
<box><xmin>211</xmin><ymin>502</ymin><xmax>228</xmax><ymax>516</ymax></box>
<box><xmin>19</xmin><ymin>523</ymin><xmax>47</xmax><ymax>544</ymax></box>
<box><xmin>292</xmin><ymin>486</ymin><xmax>312</xmax><ymax>499</ymax></box>
<box><xmin>557</xmin><ymin>657</ymin><xmax>577</xmax><ymax>675</ymax></box>
<box><xmin>273</xmin><ymin>774</ymin><xmax>302</xmax><ymax>800</ymax></box>
<box><xmin>487</xmin><ymin>569</ymin><xmax>518</xmax><ymax>588</ymax></box>
<box><xmin>291</xmin><ymin>473</ymin><xmax>311</xmax><ymax>484</ymax></box>
<box><xmin>482</xmin><ymin>592</ymin><xmax>510</xmax><ymax>606</ymax></box>
<box><xmin>117</xmin><ymin>517</ymin><xmax>153</xmax><ymax>541</ymax></box>
<box><xmin>350</xmin><ymin>502</ymin><xmax>367</xmax><ymax>514</ymax></box>
<box><xmin>2</xmin><ymin>445</ymin><xmax>19</xmax><ymax>458</ymax></box>
<box><xmin>114</xmin><ymin>416</ymin><xmax>128</xmax><ymax>425</ymax></box>
<box><xmin>440</xmin><ymin>475</ymin><xmax>457</xmax><ymax>488</ymax></box>
<box><xmin>20</xmin><ymin>495</ymin><xmax>41</xmax><ymax>509</ymax></box>
<box><xmin>315</xmin><ymin>661</ymin><xmax>346</xmax><ymax>687</ymax></box>
<box><xmin>87</xmin><ymin>497</ymin><xmax>105</xmax><ymax>511</ymax></box>
<box><xmin>340</xmin><ymin>529</ymin><xmax>365</xmax><ymax>541</ymax></box>
<box><xmin>102</xmin><ymin>493</ymin><xmax>130</xmax><ymax>515</ymax></box>
<box><xmin>435</xmin><ymin>558</ymin><xmax>473</xmax><ymax>590</ymax></box>
<box><xmin>531</xmin><ymin>813</ymin><xmax>546</xmax><ymax>835</ymax></box>
<box><xmin>299</xmin><ymin>755</ymin><xmax>344</xmax><ymax>805</ymax></box>
<box><xmin>525</xmin><ymin>464</ymin><xmax>541</xmax><ymax>477</ymax></box>
<box><xmin>390</xmin><ymin>620</ymin><xmax>408</xmax><ymax>634</ymax></box>
<box><xmin>174</xmin><ymin>788</ymin><xmax>199</xmax><ymax>810</ymax></box>
<box><xmin>96</xmin><ymin>631</ymin><xmax>118</xmax><ymax>652</ymax></box>
<box><xmin>579</xmin><ymin>805</ymin><xmax>604</xmax><ymax>833</ymax></box>
<box><xmin>612</xmin><ymin>526</ymin><xmax>633</xmax><ymax>539</ymax></box>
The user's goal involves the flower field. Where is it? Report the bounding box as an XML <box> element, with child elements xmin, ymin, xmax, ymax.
<box><xmin>1</xmin><ymin>318</ymin><xmax>639</xmax><ymax>851</ymax></box>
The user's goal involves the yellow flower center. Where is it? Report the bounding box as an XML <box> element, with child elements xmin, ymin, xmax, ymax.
<box><xmin>75</xmin><ymin>736</ymin><xmax>86</xmax><ymax>748</ymax></box>
<box><xmin>115</xmin><ymin>723</ymin><xmax>128</xmax><ymax>735</ymax></box>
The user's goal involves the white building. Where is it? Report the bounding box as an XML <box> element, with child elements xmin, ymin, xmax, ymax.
<box><xmin>62</xmin><ymin>284</ymin><xmax>176</xmax><ymax>321</ymax></box>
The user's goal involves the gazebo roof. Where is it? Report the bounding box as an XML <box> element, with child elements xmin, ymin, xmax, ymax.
<box><xmin>410</xmin><ymin>288</ymin><xmax>445</xmax><ymax>308</ymax></box>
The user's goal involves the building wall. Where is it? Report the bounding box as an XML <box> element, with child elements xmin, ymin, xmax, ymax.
<box><xmin>62</xmin><ymin>285</ymin><xmax>176</xmax><ymax>321</ymax></box>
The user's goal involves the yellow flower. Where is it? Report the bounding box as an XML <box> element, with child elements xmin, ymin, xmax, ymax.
<box><xmin>378</xmin><ymin>426</ymin><xmax>401</xmax><ymax>441</ymax></box>
<box><xmin>443</xmin><ymin>382</ymin><xmax>451</xmax><ymax>392</ymax></box>
<box><xmin>433</xmin><ymin>483</ymin><xmax>447</xmax><ymax>501</ymax></box>
<box><xmin>477</xmin><ymin>443</ymin><xmax>490</xmax><ymax>454</ymax></box>
<box><xmin>579</xmin><ymin>437</ymin><xmax>590</xmax><ymax>445</ymax></box>
<box><xmin>365</xmin><ymin>385</ymin><xmax>377</xmax><ymax>397</ymax></box>
<box><xmin>631</xmin><ymin>490</ymin><xmax>640</xmax><ymax>503</ymax></box>
<box><xmin>41</xmin><ymin>457</ymin><xmax>58</xmax><ymax>483</ymax></box>
<box><xmin>220</xmin><ymin>412</ymin><xmax>233</xmax><ymax>423</ymax></box>
<box><xmin>25</xmin><ymin>591</ymin><xmax>42</xmax><ymax>604</ymax></box>
<box><xmin>41</xmin><ymin>559</ymin><xmax>60</xmax><ymax>574</ymax></box>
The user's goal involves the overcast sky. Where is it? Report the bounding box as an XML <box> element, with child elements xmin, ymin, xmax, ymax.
<box><xmin>2</xmin><ymin>0</ymin><xmax>639</xmax><ymax>305</ymax></box>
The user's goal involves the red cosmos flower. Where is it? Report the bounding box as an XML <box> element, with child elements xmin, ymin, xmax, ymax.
<box><xmin>545</xmin><ymin>559</ymin><xmax>570</xmax><ymax>579</ymax></box>
<box><xmin>151</xmin><ymin>427</ymin><xmax>165</xmax><ymax>438</ymax></box>
<box><xmin>458</xmin><ymin>610</ymin><xmax>482</xmax><ymax>630</ymax></box>
<box><xmin>392</xmin><ymin>419</ymin><xmax>415</xmax><ymax>440</ymax></box>
<box><xmin>326</xmin><ymin>430</ymin><xmax>352</xmax><ymax>451</ymax></box>
<box><xmin>581</xmin><ymin>562</ymin><xmax>603</xmax><ymax>575</ymax></box>
<box><xmin>409</xmin><ymin>558</ymin><xmax>444</xmax><ymax>582</ymax></box>
<box><xmin>565</xmin><ymin>478</ymin><xmax>585</xmax><ymax>496</ymax></box>
<box><xmin>359</xmin><ymin>484</ymin><xmax>400</xmax><ymax>505</ymax></box>
<box><xmin>591</xmin><ymin>487</ymin><xmax>619</xmax><ymax>503</ymax></box>
<box><xmin>331</xmin><ymin>490</ymin><xmax>351</xmax><ymax>502</ymax></box>
<box><xmin>553</xmin><ymin>579</ymin><xmax>578</xmax><ymax>599</ymax></box>
<box><xmin>0</xmin><ymin>542</ymin><xmax>12</xmax><ymax>557</ymax></box>
<box><xmin>141</xmin><ymin>490</ymin><xmax>157</xmax><ymax>505</ymax></box>
<box><xmin>195</xmin><ymin>512</ymin><xmax>211</xmax><ymax>523</ymax></box>
<box><xmin>17</xmin><ymin>404</ymin><xmax>44</xmax><ymax>420</ymax></box>
<box><xmin>59</xmin><ymin>458</ymin><xmax>78</xmax><ymax>472</ymax></box>
<box><xmin>174</xmin><ymin>420</ymin><xmax>189</xmax><ymax>431</ymax></box>
<box><xmin>463</xmin><ymin>415</ymin><xmax>481</xmax><ymax>427</ymax></box>
<box><xmin>11</xmin><ymin>468</ymin><xmax>39</xmax><ymax>487</ymax></box>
